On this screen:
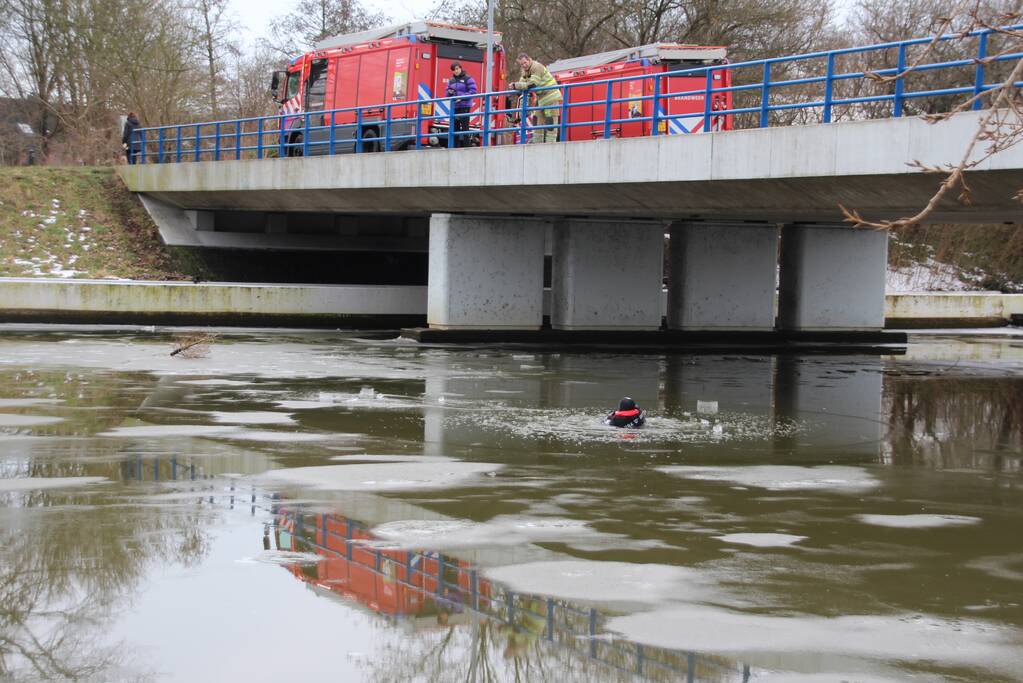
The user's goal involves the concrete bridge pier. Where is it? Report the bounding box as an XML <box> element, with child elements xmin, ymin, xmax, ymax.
<box><xmin>427</xmin><ymin>213</ymin><xmax>548</xmax><ymax>330</ymax></box>
<box><xmin>667</xmin><ymin>221</ymin><xmax>779</xmax><ymax>331</ymax></box>
<box><xmin>778</xmin><ymin>223</ymin><xmax>888</xmax><ymax>331</ymax></box>
<box><xmin>551</xmin><ymin>219</ymin><xmax>665</xmax><ymax>330</ymax></box>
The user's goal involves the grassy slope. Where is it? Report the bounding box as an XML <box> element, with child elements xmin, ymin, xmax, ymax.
<box><xmin>0</xmin><ymin>167</ymin><xmax>190</xmax><ymax>280</ymax></box>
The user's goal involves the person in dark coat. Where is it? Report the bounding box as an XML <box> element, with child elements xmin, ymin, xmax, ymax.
<box><xmin>122</xmin><ymin>112</ymin><xmax>142</xmax><ymax>164</ymax></box>
<box><xmin>605</xmin><ymin>397</ymin><xmax>646</xmax><ymax>428</ymax></box>
<box><xmin>445</xmin><ymin>63</ymin><xmax>478</xmax><ymax>147</ymax></box>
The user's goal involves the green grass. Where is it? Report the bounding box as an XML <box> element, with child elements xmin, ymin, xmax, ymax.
<box><xmin>0</xmin><ymin>167</ymin><xmax>191</xmax><ymax>280</ymax></box>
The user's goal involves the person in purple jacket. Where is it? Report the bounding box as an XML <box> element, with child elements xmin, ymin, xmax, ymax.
<box><xmin>446</xmin><ymin>62</ymin><xmax>478</xmax><ymax>147</ymax></box>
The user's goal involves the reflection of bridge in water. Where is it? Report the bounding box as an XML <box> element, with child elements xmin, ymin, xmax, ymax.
<box><xmin>274</xmin><ymin>505</ymin><xmax>752</xmax><ymax>683</ymax></box>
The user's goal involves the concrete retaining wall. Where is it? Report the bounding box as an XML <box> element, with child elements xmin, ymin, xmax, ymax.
<box><xmin>885</xmin><ymin>292</ymin><xmax>1023</xmax><ymax>327</ymax></box>
<box><xmin>0</xmin><ymin>278</ymin><xmax>427</xmax><ymax>327</ymax></box>
<box><xmin>0</xmin><ymin>278</ymin><xmax>1020</xmax><ymax>328</ymax></box>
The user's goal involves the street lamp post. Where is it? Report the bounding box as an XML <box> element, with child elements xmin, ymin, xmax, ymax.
<box><xmin>485</xmin><ymin>0</ymin><xmax>495</xmax><ymax>94</ymax></box>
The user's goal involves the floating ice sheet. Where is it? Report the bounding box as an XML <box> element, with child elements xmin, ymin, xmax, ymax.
<box><xmin>715</xmin><ymin>533</ymin><xmax>807</xmax><ymax>548</ymax></box>
<box><xmin>0</xmin><ymin>476</ymin><xmax>108</xmax><ymax>491</ymax></box>
<box><xmin>484</xmin><ymin>560</ymin><xmax>715</xmax><ymax>605</ymax></box>
<box><xmin>855</xmin><ymin>514</ymin><xmax>982</xmax><ymax>528</ymax></box>
<box><xmin>606</xmin><ymin>604</ymin><xmax>1023</xmax><ymax>678</ymax></box>
<box><xmin>262</xmin><ymin>460</ymin><xmax>502</xmax><ymax>492</ymax></box>
<box><xmin>210</xmin><ymin>411</ymin><xmax>297</xmax><ymax>425</ymax></box>
<box><xmin>0</xmin><ymin>398</ymin><xmax>64</xmax><ymax>407</ymax></box>
<box><xmin>0</xmin><ymin>413</ymin><xmax>64</xmax><ymax>427</ymax></box>
<box><xmin>658</xmin><ymin>465</ymin><xmax>879</xmax><ymax>492</ymax></box>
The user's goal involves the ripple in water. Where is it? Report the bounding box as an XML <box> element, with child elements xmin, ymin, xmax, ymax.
<box><xmin>444</xmin><ymin>407</ymin><xmax>803</xmax><ymax>444</ymax></box>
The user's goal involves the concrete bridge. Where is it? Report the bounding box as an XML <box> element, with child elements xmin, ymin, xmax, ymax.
<box><xmin>121</xmin><ymin>109</ymin><xmax>1023</xmax><ymax>334</ymax></box>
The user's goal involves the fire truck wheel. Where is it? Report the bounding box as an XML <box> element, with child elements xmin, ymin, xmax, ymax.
<box><xmin>287</xmin><ymin>133</ymin><xmax>304</xmax><ymax>157</ymax></box>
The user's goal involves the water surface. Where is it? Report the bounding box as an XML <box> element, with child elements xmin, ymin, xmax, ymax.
<box><xmin>1</xmin><ymin>327</ymin><xmax>1022</xmax><ymax>682</ymax></box>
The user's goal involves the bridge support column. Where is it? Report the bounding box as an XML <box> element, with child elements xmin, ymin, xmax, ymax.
<box><xmin>667</xmin><ymin>221</ymin><xmax>778</xmax><ymax>330</ymax></box>
<box><xmin>778</xmin><ymin>223</ymin><xmax>887</xmax><ymax>331</ymax></box>
<box><xmin>551</xmin><ymin>219</ymin><xmax>664</xmax><ymax>330</ymax></box>
<box><xmin>427</xmin><ymin>213</ymin><xmax>546</xmax><ymax>330</ymax></box>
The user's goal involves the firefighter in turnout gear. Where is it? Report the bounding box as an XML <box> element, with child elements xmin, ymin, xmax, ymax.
<box><xmin>512</xmin><ymin>53</ymin><xmax>562</xmax><ymax>143</ymax></box>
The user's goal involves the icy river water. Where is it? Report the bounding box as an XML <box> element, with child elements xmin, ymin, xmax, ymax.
<box><xmin>1</xmin><ymin>326</ymin><xmax>1022</xmax><ymax>682</ymax></box>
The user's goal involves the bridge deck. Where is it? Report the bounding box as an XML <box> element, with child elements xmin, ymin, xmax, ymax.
<box><xmin>122</xmin><ymin>111</ymin><xmax>1023</xmax><ymax>224</ymax></box>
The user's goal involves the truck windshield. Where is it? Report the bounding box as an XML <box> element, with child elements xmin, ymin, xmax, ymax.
<box><xmin>285</xmin><ymin>71</ymin><xmax>301</xmax><ymax>100</ymax></box>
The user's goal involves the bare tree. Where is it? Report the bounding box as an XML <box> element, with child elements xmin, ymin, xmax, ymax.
<box><xmin>262</xmin><ymin>0</ymin><xmax>388</xmax><ymax>59</ymax></box>
<box><xmin>191</xmin><ymin>0</ymin><xmax>241</xmax><ymax>119</ymax></box>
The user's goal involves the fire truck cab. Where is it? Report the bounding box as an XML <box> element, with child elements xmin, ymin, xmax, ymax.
<box><xmin>549</xmin><ymin>44</ymin><xmax>732</xmax><ymax>141</ymax></box>
<box><xmin>269</xmin><ymin>21</ymin><xmax>506</xmax><ymax>155</ymax></box>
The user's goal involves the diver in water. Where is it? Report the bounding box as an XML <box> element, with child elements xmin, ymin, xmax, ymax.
<box><xmin>605</xmin><ymin>397</ymin><xmax>646</xmax><ymax>428</ymax></box>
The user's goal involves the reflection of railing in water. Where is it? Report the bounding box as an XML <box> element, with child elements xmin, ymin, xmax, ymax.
<box><xmin>278</xmin><ymin>507</ymin><xmax>752</xmax><ymax>683</ymax></box>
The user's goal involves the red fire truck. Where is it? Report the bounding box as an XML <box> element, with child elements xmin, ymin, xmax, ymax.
<box><xmin>270</xmin><ymin>21</ymin><xmax>507</xmax><ymax>155</ymax></box>
<box><xmin>549</xmin><ymin>44</ymin><xmax>732</xmax><ymax>141</ymax></box>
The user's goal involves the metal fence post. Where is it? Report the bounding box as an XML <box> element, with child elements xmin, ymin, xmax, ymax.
<box><xmin>447</xmin><ymin>104</ymin><xmax>455</xmax><ymax>149</ymax></box>
<box><xmin>214</xmin><ymin>122</ymin><xmax>221</xmax><ymax>160</ymax></box>
<box><xmin>519</xmin><ymin>94</ymin><xmax>528</xmax><ymax>144</ymax></box>
<box><xmin>278</xmin><ymin>116</ymin><xmax>286</xmax><ymax>158</ymax></box>
<box><xmin>603</xmin><ymin>81</ymin><xmax>613</xmax><ymax>139</ymax></box>
<box><xmin>559</xmin><ymin>85</ymin><xmax>568</xmax><ymax>142</ymax></box>
<box><xmin>651</xmin><ymin>75</ymin><xmax>661</xmax><ymax>136</ymax></box>
<box><xmin>687</xmin><ymin>653</ymin><xmax>695</xmax><ymax>683</ymax></box>
<box><xmin>416</xmin><ymin>100</ymin><xmax>424</xmax><ymax>149</ymax></box>
<box><xmin>235</xmin><ymin>122</ymin><xmax>242</xmax><ymax>160</ymax></box>
<box><xmin>893</xmin><ymin>43</ymin><xmax>907</xmax><ymax>117</ymax></box>
<box><xmin>256</xmin><ymin>118</ymin><xmax>264</xmax><ymax>159</ymax></box>
<box><xmin>385</xmin><ymin>104</ymin><xmax>393</xmax><ymax>152</ymax></box>
<box><xmin>759</xmin><ymin>61</ymin><xmax>772</xmax><ymax>128</ymax></box>
<box><xmin>823</xmin><ymin>52</ymin><xmax>836</xmax><ymax>123</ymax></box>
<box><xmin>157</xmin><ymin>128</ymin><xmax>165</xmax><ymax>163</ymax></box>
<box><xmin>973</xmin><ymin>31</ymin><xmax>989</xmax><ymax>110</ymax></box>
<box><xmin>175</xmin><ymin>127</ymin><xmax>182</xmax><ymax>162</ymax></box>
<box><xmin>328</xmin><ymin>113</ymin><xmax>336</xmax><ymax>155</ymax></box>
<box><xmin>482</xmin><ymin>95</ymin><xmax>491</xmax><ymax>147</ymax></box>
<box><xmin>356</xmin><ymin>109</ymin><xmax>363</xmax><ymax>154</ymax></box>
<box><xmin>302</xmin><ymin>113</ymin><xmax>309</xmax><ymax>156</ymax></box>
<box><xmin>195</xmin><ymin>124</ymin><xmax>202</xmax><ymax>162</ymax></box>
<box><xmin>703</xmin><ymin>67</ymin><xmax>714</xmax><ymax>132</ymax></box>
<box><xmin>139</xmin><ymin>130</ymin><xmax>146</xmax><ymax>164</ymax></box>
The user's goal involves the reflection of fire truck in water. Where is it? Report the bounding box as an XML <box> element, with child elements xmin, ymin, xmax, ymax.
<box><xmin>548</xmin><ymin>44</ymin><xmax>732</xmax><ymax>140</ymax></box>
<box><xmin>274</xmin><ymin>507</ymin><xmax>492</xmax><ymax>620</ymax></box>
<box><xmin>269</xmin><ymin>21</ymin><xmax>507</xmax><ymax>155</ymax></box>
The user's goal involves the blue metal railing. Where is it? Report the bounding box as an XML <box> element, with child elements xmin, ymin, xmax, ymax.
<box><xmin>132</xmin><ymin>24</ymin><xmax>1023</xmax><ymax>165</ymax></box>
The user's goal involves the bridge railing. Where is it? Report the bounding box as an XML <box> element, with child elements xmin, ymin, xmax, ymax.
<box><xmin>133</xmin><ymin>24</ymin><xmax>1023</xmax><ymax>164</ymax></box>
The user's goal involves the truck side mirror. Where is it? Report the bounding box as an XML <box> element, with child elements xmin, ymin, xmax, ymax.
<box><xmin>269</xmin><ymin>71</ymin><xmax>285</xmax><ymax>102</ymax></box>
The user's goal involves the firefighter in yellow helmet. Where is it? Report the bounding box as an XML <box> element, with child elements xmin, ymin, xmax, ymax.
<box><xmin>511</xmin><ymin>53</ymin><xmax>562</xmax><ymax>143</ymax></box>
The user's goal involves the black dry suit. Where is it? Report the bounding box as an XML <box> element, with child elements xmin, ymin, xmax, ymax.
<box><xmin>604</xmin><ymin>397</ymin><xmax>646</xmax><ymax>428</ymax></box>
